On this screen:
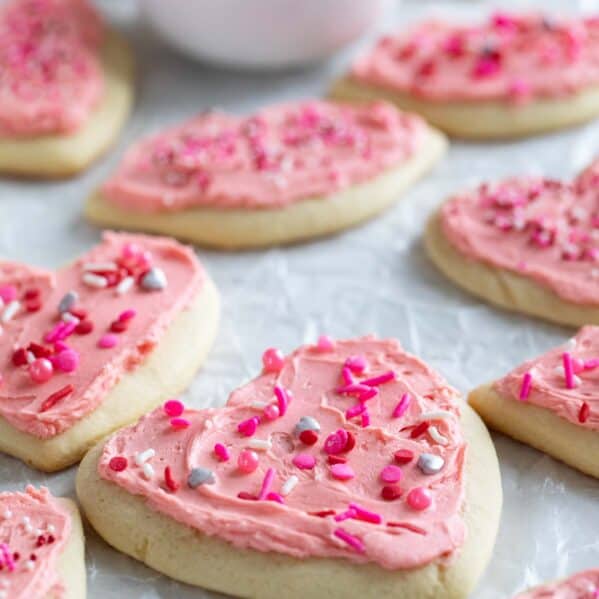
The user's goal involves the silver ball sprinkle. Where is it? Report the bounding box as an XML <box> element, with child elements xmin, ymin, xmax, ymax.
<box><xmin>294</xmin><ymin>416</ymin><xmax>321</xmax><ymax>435</ymax></box>
<box><xmin>140</xmin><ymin>267</ymin><xmax>168</xmax><ymax>291</ymax></box>
<box><xmin>187</xmin><ymin>467</ymin><xmax>215</xmax><ymax>488</ymax></box>
<box><xmin>58</xmin><ymin>291</ymin><xmax>78</xmax><ymax>313</ymax></box>
<box><xmin>417</xmin><ymin>453</ymin><xmax>445</xmax><ymax>475</ymax></box>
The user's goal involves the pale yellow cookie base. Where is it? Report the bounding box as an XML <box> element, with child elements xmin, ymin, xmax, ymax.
<box><xmin>424</xmin><ymin>211</ymin><xmax>599</xmax><ymax>327</ymax></box>
<box><xmin>331</xmin><ymin>77</ymin><xmax>599</xmax><ymax>140</ymax></box>
<box><xmin>50</xmin><ymin>498</ymin><xmax>86</xmax><ymax>599</ymax></box>
<box><xmin>0</xmin><ymin>31</ymin><xmax>134</xmax><ymax>178</ymax></box>
<box><xmin>76</xmin><ymin>403</ymin><xmax>501</xmax><ymax>599</ymax></box>
<box><xmin>84</xmin><ymin>128</ymin><xmax>447</xmax><ymax>249</ymax></box>
<box><xmin>0</xmin><ymin>278</ymin><xmax>220</xmax><ymax>472</ymax></box>
<box><xmin>469</xmin><ymin>384</ymin><xmax>599</xmax><ymax>479</ymax></box>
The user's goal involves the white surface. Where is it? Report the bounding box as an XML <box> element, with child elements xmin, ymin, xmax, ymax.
<box><xmin>1</xmin><ymin>1</ymin><xmax>599</xmax><ymax>597</ymax></box>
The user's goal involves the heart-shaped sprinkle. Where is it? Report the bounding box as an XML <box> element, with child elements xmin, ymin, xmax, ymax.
<box><xmin>140</xmin><ymin>267</ymin><xmax>168</xmax><ymax>291</ymax></box>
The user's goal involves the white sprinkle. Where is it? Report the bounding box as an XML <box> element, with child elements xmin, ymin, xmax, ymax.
<box><xmin>26</xmin><ymin>351</ymin><xmax>36</xmax><ymax>365</ymax></box>
<box><xmin>142</xmin><ymin>463</ymin><xmax>155</xmax><ymax>479</ymax></box>
<box><xmin>24</xmin><ymin>560</ymin><xmax>35</xmax><ymax>571</ymax></box>
<box><xmin>1</xmin><ymin>300</ymin><xmax>20</xmax><ymax>323</ymax></box>
<box><xmin>22</xmin><ymin>516</ymin><xmax>30</xmax><ymax>525</ymax></box>
<box><xmin>572</xmin><ymin>374</ymin><xmax>582</xmax><ymax>387</ymax></box>
<box><xmin>25</xmin><ymin>523</ymin><xmax>33</xmax><ymax>534</ymax></box>
<box><xmin>250</xmin><ymin>401</ymin><xmax>267</xmax><ymax>410</ymax></box>
<box><xmin>418</xmin><ymin>410</ymin><xmax>454</xmax><ymax>422</ymax></box>
<box><xmin>34</xmin><ymin>528</ymin><xmax>42</xmax><ymax>537</ymax></box>
<box><xmin>83</xmin><ymin>261</ymin><xmax>118</xmax><ymax>272</ymax></box>
<box><xmin>428</xmin><ymin>425</ymin><xmax>449</xmax><ymax>446</ymax></box>
<box><xmin>565</xmin><ymin>338</ymin><xmax>577</xmax><ymax>350</ymax></box>
<box><xmin>247</xmin><ymin>438</ymin><xmax>272</xmax><ymax>451</ymax></box>
<box><xmin>2</xmin><ymin>509</ymin><xmax>12</xmax><ymax>519</ymax></box>
<box><xmin>82</xmin><ymin>273</ymin><xmax>108</xmax><ymax>288</ymax></box>
<box><xmin>116</xmin><ymin>276</ymin><xmax>134</xmax><ymax>296</ymax></box>
<box><xmin>204</xmin><ymin>419</ymin><xmax>214</xmax><ymax>430</ymax></box>
<box><xmin>135</xmin><ymin>448</ymin><xmax>155</xmax><ymax>465</ymax></box>
<box><xmin>61</xmin><ymin>312</ymin><xmax>79</xmax><ymax>324</ymax></box>
<box><xmin>47</xmin><ymin>524</ymin><xmax>55</xmax><ymax>534</ymax></box>
<box><xmin>281</xmin><ymin>475</ymin><xmax>299</xmax><ymax>497</ymax></box>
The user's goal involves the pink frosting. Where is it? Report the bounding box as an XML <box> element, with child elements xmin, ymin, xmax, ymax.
<box><xmin>351</xmin><ymin>13</ymin><xmax>599</xmax><ymax>103</ymax></box>
<box><xmin>0</xmin><ymin>232</ymin><xmax>205</xmax><ymax>439</ymax></box>
<box><xmin>440</xmin><ymin>159</ymin><xmax>599</xmax><ymax>305</ymax></box>
<box><xmin>100</xmin><ymin>100</ymin><xmax>427</xmax><ymax>212</ymax></box>
<box><xmin>0</xmin><ymin>486</ymin><xmax>71</xmax><ymax>599</ymax></box>
<box><xmin>514</xmin><ymin>569</ymin><xmax>599</xmax><ymax>598</ymax></box>
<box><xmin>494</xmin><ymin>326</ymin><xmax>599</xmax><ymax>431</ymax></box>
<box><xmin>98</xmin><ymin>337</ymin><xmax>467</xmax><ymax>570</ymax></box>
<box><xmin>0</xmin><ymin>0</ymin><xmax>105</xmax><ymax>137</ymax></box>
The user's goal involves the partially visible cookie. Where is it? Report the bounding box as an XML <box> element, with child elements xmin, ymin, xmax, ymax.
<box><xmin>85</xmin><ymin>100</ymin><xmax>446</xmax><ymax>249</ymax></box>
<box><xmin>0</xmin><ymin>0</ymin><xmax>134</xmax><ymax>178</ymax></box>
<box><xmin>78</xmin><ymin>336</ymin><xmax>501</xmax><ymax>599</ymax></box>
<box><xmin>332</xmin><ymin>13</ymin><xmax>599</xmax><ymax>139</ymax></box>
<box><xmin>0</xmin><ymin>486</ymin><xmax>86</xmax><ymax>599</ymax></box>
<box><xmin>469</xmin><ymin>326</ymin><xmax>599</xmax><ymax>479</ymax></box>
<box><xmin>513</xmin><ymin>569</ymin><xmax>599</xmax><ymax>598</ymax></box>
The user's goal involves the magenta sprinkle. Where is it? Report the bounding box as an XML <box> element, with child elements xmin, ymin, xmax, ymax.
<box><xmin>0</xmin><ymin>285</ymin><xmax>17</xmax><ymax>303</ymax></box>
<box><xmin>266</xmin><ymin>492</ymin><xmax>284</xmax><ymax>504</ymax></box>
<box><xmin>163</xmin><ymin>399</ymin><xmax>185</xmax><ymax>417</ymax></box>
<box><xmin>293</xmin><ymin>453</ymin><xmax>316</xmax><ymax>470</ymax></box>
<box><xmin>334</xmin><ymin>508</ymin><xmax>357</xmax><ymax>522</ymax></box>
<box><xmin>358</xmin><ymin>387</ymin><xmax>378</xmax><ymax>402</ymax></box>
<box><xmin>361</xmin><ymin>411</ymin><xmax>370</xmax><ymax>428</ymax></box>
<box><xmin>392</xmin><ymin>393</ymin><xmax>411</xmax><ymax>418</ymax></box>
<box><xmin>170</xmin><ymin>417</ymin><xmax>190</xmax><ymax>429</ymax></box>
<box><xmin>584</xmin><ymin>358</ymin><xmax>599</xmax><ymax>370</ymax></box>
<box><xmin>330</xmin><ymin>463</ymin><xmax>355</xmax><ymax>481</ymax></box>
<box><xmin>563</xmin><ymin>352</ymin><xmax>575</xmax><ymax>389</ymax></box>
<box><xmin>380</xmin><ymin>465</ymin><xmax>402</xmax><ymax>483</ymax></box>
<box><xmin>336</xmin><ymin>383</ymin><xmax>371</xmax><ymax>396</ymax></box>
<box><xmin>238</xmin><ymin>416</ymin><xmax>260</xmax><ymax>437</ymax></box>
<box><xmin>349</xmin><ymin>503</ymin><xmax>382</xmax><ymax>524</ymax></box>
<box><xmin>274</xmin><ymin>385</ymin><xmax>290</xmax><ymax>416</ymax></box>
<box><xmin>316</xmin><ymin>335</ymin><xmax>334</xmax><ymax>351</ymax></box>
<box><xmin>213</xmin><ymin>443</ymin><xmax>230</xmax><ymax>462</ymax></box>
<box><xmin>519</xmin><ymin>372</ymin><xmax>533</xmax><ymax>400</ymax></box>
<box><xmin>118</xmin><ymin>309</ymin><xmax>136</xmax><ymax>322</ymax></box>
<box><xmin>333</xmin><ymin>528</ymin><xmax>365</xmax><ymax>553</ymax></box>
<box><xmin>361</xmin><ymin>371</ymin><xmax>395</xmax><ymax>387</ymax></box>
<box><xmin>98</xmin><ymin>334</ymin><xmax>118</xmax><ymax>349</ymax></box>
<box><xmin>258</xmin><ymin>467</ymin><xmax>276</xmax><ymax>500</ymax></box>
<box><xmin>344</xmin><ymin>355</ymin><xmax>367</xmax><ymax>375</ymax></box>
<box><xmin>54</xmin><ymin>349</ymin><xmax>79</xmax><ymax>373</ymax></box>
<box><xmin>0</xmin><ymin>543</ymin><xmax>14</xmax><ymax>572</ymax></box>
<box><xmin>341</xmin><ymin>366</ymin><xmax>354</xmax><ymax>386</ymax></box>
<box><xmin>346</xmin><ymin>403</ymin><xmax>365</xmax><ymax>419</ymax></box>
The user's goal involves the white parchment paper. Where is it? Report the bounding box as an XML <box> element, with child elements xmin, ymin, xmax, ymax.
<box><xmin>1</xmin><ymin>0</ymin><xmax>598</xmax><ymax>597</ymax></box>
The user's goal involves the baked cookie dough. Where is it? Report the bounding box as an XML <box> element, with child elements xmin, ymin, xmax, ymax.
<box><xmin>77</xmin><ymin>336</ymin><xmax>501</xmax><ymax>599</ymax></box>
<box><xmin>0</xmin><ymin>232</ymin><xmax>219</xmax><ymax>471</ymax></box>
<box><xmin>0</xmin><ymin>0</ymin><xmax>134</xmax><ymax>178</ymax></box>
<box><xmin>470</xmin><ymin>326</ymin><xmax>599</xmax><ymax>479</ymax></box>
<box><xmin>0</xmin><ymin>486</ymin><xmax>86</xmax><ymax>599</ymax></box>
<box><xmin>425</xmin><ymin>160</ymin><xmax>599</xmax><ymax>327</ymax></box>
<box><xmin>85</xmin><ymin>100</ymin><xmax>447</xmax><ymax>249</ymax></box>
<box><xmin>332</xmin><ymin>13</ymin><xmax>599</xmax><ymax>139</ymax></box>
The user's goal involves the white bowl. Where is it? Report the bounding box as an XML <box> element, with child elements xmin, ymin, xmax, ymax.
<box><xmin>140</xmin><ymin>0</ymin><xmax>385</xmax><ymax>69</ymax></box>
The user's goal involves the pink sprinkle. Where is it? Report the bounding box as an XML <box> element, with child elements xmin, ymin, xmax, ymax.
<box><xmin>54</xmin><ymin>349</ymin><xmax>79</xmax><ymax>373</ymax></box>
<box><xmin>316</xmin><ymin>335</ymin><xmax>334</xmax><ymax>351</ymax></box>
<box><xmin>344</xmin><ymin>355</ymin><xmax>367</xmax><ymax>374</ymax></box>
<box><xmin>333</xmin><ymin>528</ymin><xmax>365</xmax><ymax>553</ymax></box>
<box><xmin>122</xmin><ymin>242</ymin><xmax>140</xmax><ymax>259</ymax></box>
<box><xmin>238</xmin><ymin>416</ymin><xmax>260</xmax><ymax>437</ymax></box>
<box><xmin>407</xmin><ymin>487</ymin><xmax>432</xmax><ymax>511</ymax></box>
<box><xmin>324</xmin><ymin>429</ymin><xmax>348</xmax><ymax>455</ymax></box>
<box><xmin>572</xmin><ymin>358</ymin><xmax>585</xmax><ymax>374</ymax></box>
<box><xmin>334</xmin><ymin>508</ymin><xmax>357</xmax><ymax>522</ymax></box>
<box><xmin>263</xmin><ymin>404</ymin><xmax>280</xmax><ymax>421</ymax></box>
<box><xmin>346</xmin><ymin>403</ymin><xmax>365</xmax><ymax>419</ymax></box>
<box><xmin>266</xmin><ymin>492</ymin><xmax>284</xmax><ymax>504</ymax></box>
<box><xmin>358</xmin><ymin>387</ymin><xmax>378</xmax><ymax>402</ymax></box>
<box><xmin>98</xmin><ymin>334</ymin><xmax>118</xmax><ymax>349</ymax></box>
<box><xmin>262</xmin><ymin>348</ymin><xmax>285</xmax><ymax>373</ymax></box>
<box><xmin>0</xmin><ymin>543</ymin><xmax>15</xmax><ymax>572</ymax></box>
<box><xmin>44</xmin><ymin>322</ymin><xmax>65</xmax><ymax>343</ymax></box>
<box><xmin>330</xmin><ymin>463</ymin><xmax>355</xmax><ymax>481</ymax></box>
<box><xmin>336</xmin><ymin>383</ymin><xmax>371</xmax><ymax>396</ymax></box>
<box><xmin>170</xmin><ymin>417</ymin><xmax>190</xmax><ymax>429</ymax></box>
<box><xmin>380</xmin><ymin>465</ymin><xmax>402</xmax><ymax>483</ymax></box>
<box><xmin>584</xmin><ymin>358</ymin><xmax>599</xmax><ymax>370</ymax></box>
<box><xmin>519</xmin><ymin>372</ymin><xmax>533</xmax><ymax>400</ymax></box>
<box><xmin>361</xmin><ymin>371</ymin><xmax>396</xmax><ymax>387</ymax></box>
<box><xmin>361</xmin><ymin>411</ymin><xmax>370</xmax><ymax>428</ymax></box>
<box><xmin>258</xmin><ymin>467</ymin><xmax>276</xmax><ymax>500</ymax></box>
<box><xmin>473</xmin><ymin>56</ymin><xmax>501</xmax><ymax>78</ymax></box>
<box><xmin>563</xmin><ymin>353</ymin><xmax>575</xmax><ymax>389</ymax></box>
<box><xmin>293</xmin><ymin>453</ymin><xmax>316</xmax><ymax>470</ymax></box>
<box><xmin>274</xmin><ymin>386</ymin><xmax>290</xmax><ymax>416</ymax></box>
<box><xmin>0</xmin><ymin>285</ymin><xmax>17</xmax><ymax>303</ymax></box>
<box><xmin>238</xmin><ymin>449</ymin><xmax>259</xmax><ymax>473</ymax></box>
<box><xmin>213</xmin><ymin>443</ymin><xmax>230</xmax><ymax>462</ymax></box>
<box><xmin>393</xmin><ymin>393</ymin><xmax>411</xmax><ymax>418</ymax></box>
<box><xmin>341</xmin><ymin>366</ymin><xmax>354</xmax><ymax>386</ymax></box>
<box><xmin>163</xmin><ymin>399</ymin><xmax>185</xmax><ymax>417</ymax></box>
<box><xmin>118</xmin><ymin>309</ymin><xmax>136</xmax><ymax>322</ymax></box>
<box><xmin>349</xmin><ymin>503</ymin><xmax>382</xmax><ymax>524</ymax></box>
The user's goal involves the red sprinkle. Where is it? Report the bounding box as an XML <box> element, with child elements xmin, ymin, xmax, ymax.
<box><xmin>344</xmin><ymin>431</ymin><xmax>356</xmax><ymax>452</ymax></box>
<box><xmin>381</xmin><ymin>485</ymin><xmax>402</xmax><ymax>501</ymax></box>
<box><xmin>75</xmin><ymin>320</ymin><xmax>94</xmax><ymax>335</ymax></box>
<box><xmin>299</xmin><ymin>429</ymin><xmax>319</xmax><ymax>446</ymax></box>
<box><xmin>12</xmin><ymin>348</ymin><xmax>28</xmax><ymax>367</ymax></box>
<box><xmin>310</xmin><ymin>510</ymin><xmax>335</xmax><ymax>518</ymax></box>
<box><xmin>327</xmin><ymin>455</ymin><xmax>347</xmax><ymax>465</ymax></box>
<box><xmin>394</xmin><ymin>449</ymin><xmax>415</xmax><ymax>465</ymax></box>
<box><xmin>237</xmin><ymin>492</ymin><xmax>257</xmax><ymax>501</ymax></box>
<box><xmin>25</xmin><ymin>298</ymin><xmax>42</xmax><ymax>313</ymax></box>
<box><xmin>108</xmin><ymin>456</ymin><xmax>128</xmax><ymax>472</ymax></box>
<box><xmin>40</xmin><ymin>384</ymin><xmax>74</xmax><ymax>412</ymax></box>
<box><xmin>409</xmin><ymin>421</ymin><xmax>430</xmax><ymax>439</ymax></box>
<box><xmin>164</xmin><ymin>466</ymin><xmax>179</xmax><ymax>492</ymax></box>
<box><xmin>110</xmin><ymin>320</ymin><xmax>128</xmax><ymax>333</ymax></box>
<box><xmin>579</xmin><ymin>401</ymin><xmax>590</xmax><ymax>423</ymax></box>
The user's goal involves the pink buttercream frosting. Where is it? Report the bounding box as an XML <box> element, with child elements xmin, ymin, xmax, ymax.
<box><xmin>514</xmin><ymin>569</ymin><xmax>599</xmax><ymax>598</ymax></box>
<box><xmin>494</xmin><ymin>326</ymin><xmax>599</xmax><ymax>431</ymax></box>
<box><xmin>0</xmin><ymin>486</ymin><xmax>71</xmax><ymax>599</ymax></box>
<box><xmin>440</xmin><ymin>159</ymin><xmax>599</xmax><ymax>305</ymax></box>
<box><xmin>100</xmin><ymin>100</ymin><xmax>427</xmax><ymax>212</ymax></box>
<box><xmin>0</xmin><ymin>232</ymin><xmax>205</xmax><ymax>439</ymax></box>
<box><xmin>351</xmin><ymin>13</ymin><xmax>599</xmax><ymax>103</ymax></box>
<box><xmin>0</xmin><ymin>0</ymin><xmax>105</xmax><ymax>137</ymax></box>
<box><xmin>98</xmin><ymin>336</ymin><xmax>467</xmax><ymax>570</ymax></box>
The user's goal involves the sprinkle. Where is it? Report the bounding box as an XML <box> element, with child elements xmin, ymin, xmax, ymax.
<box><xmin>58</xmin><ymin>291</ymin><xmax>78</xmax><ymax>313</ymax></box>
<box><xmin>1</xmin><ymin>301</ymin><xmax>20</xmax><ymax>323</ymax></box>
<box><xmin>266</xmin><ymin>492</ymin><xmax>284</xmax><ymax>504</ymax></box>
<box><xmin>55</xmin><ymin>349</ymin><xmax>79</xmax><ymax>373</ymax></box>
<box><xmin>292</xmin><ymin>453</ymin><xmax>316</xmax><ymax>470</ymax></box>
<box><xmin>274</xmin><ymin>386</ymin><xmax>290</xmax><ymax>416</ymax></box>
<box><xmin>213</xmin><ymin>443</ymin><xmax>230</xmax><ymax>462</ymax></box>
<box><xmin>428</xmin><ymin>426</ymin><xmax>449</xmax><ymax>446</ymax></box>
<box><xmin>358</xmin><ymin>387</ymin><xmax>378</xmax><ymax>402</ymax></box>
<box><xmin>392</xmin><ymin>393</ymin><xmax>411</xmax><ymax>418</ymax></box>
<box><xmin>116</xmin><ymin>276</ymin><xmax>135</xmax><ymax>295</ymax></box>
<box><xmin>386</xmin><ymin>522</ymin><xmax>427</xmax><ymax>534</ymax></box>
<box><xmin>519</xmin><ymin>371</ymin><xmax>533</xmax><ymax>400</ymax></box>
<box><xmin>333</xmin><ymin>528</ymin><xmax>365</xmax><ymax>553</ymax></box>
<box><xmin>344</xmin><ymin>355</ymin><xmax>367</xmax><ymax>375</ymax></box>
<box><xmin>334</xmin><ymin>508</ymin><xmax>356</xmax><ymax>522</ymax></box>
<box><xmin>417</xmin><ymin>453</ymin><xmax>445</xmax><ymax>475</ymax></box>
<box><xmin>584</xmin><ymin>358</ymin><xmax>599</xmax><ymax>370</ymax></box>
<box><xmin>248</xmin><ymin>437</ymin><xmax>272</xmax><ymax>451</ymax></box>
<box><xmin>324</xmin><ymin>429</ymin><xmax>349</xmax><ymax>455</ymax></box>
<box><xmin>187</xmin><ymin>467</ymin><xmax>215</xmax><ymax>487</ymax></box>
<box><xmin>349</xmin><ymin>503</ymin><xmax>382</xmax><ymax>524</ymax></box>
<box><xmin>336</xmin><ymin>383</ymin><xmax>372</xmax><ymax>396</ymax></box>
<box><xmin>381</xmin><ymin>485</ymin><xmax>402</xmax><ymax>501</ymax></box>
<box><xmin>0</xmin><ymin>544</ymin><xmax>14</xmax><ymax>572</ymax></box>
<box><xmin>563</xmin><ymin>353</ymin><xmax>575</xmax><ymax>389</ymax></box>
<box><xmin>257</xmin><ymin>467</ymin><xmax>276</xmax><ymax>500</ymax></box>
<box><xmin>380</xmin><ymin>465</ymin><xmax>402</xmax><ymax>483</ymax></box>
<box><xmin>170</xmin><ymin>417</ymin><xmax>190</xmax><ymax>429</ymax></box>
<box><xmin>327</xmin><ymin>455</ymin><xmax>347</xmax><ymax>465</ymax></box>
<box><xmin>142</xmin><ymin>463</ymin><xmax>155</xmax><ymax>479</ymax></box>
<box><xmin>299</xmin><ymin>430</ymin><xmax>319</xmax><ymax>445</ymax></box>
<box><xmin>98</xmin><ymin>334</ymin><xmax>118</xmax><ymax>349</ymax></box>
<box><xmin>361</xmin><ymin>411</ymin><xmax>370</xmax><ymax>427</ymax></box>
<box><xmin>109</xmin><ymin>456</ymin><xmax>128</xmax><ymax>472</ymax></box>
<box><xmin>341</xmin><ymin>366</ymin><xmax>354</xmax><ymax>386</ymax></box>
<box><xmin>164</xmin><ymin>466</ymin><xmax>179</xmax><ymax>492</ymax></box>
<box><xmin>294</xmin><ymin>416</ymin><xmax>321</xmax><ymax>434</ymax></box>
<box><xmin>407</xmin><ymin>487</ymin><xmax>432</xmax><ymax>511</ymax></box>
<box><xmin>75</xmin><ymin>319</ymin><xmax>94</xmax><ymax>335</ymax></box>
<box><xmin>82</xmin><ymin>273</ymin><xmax>108</xmax><ymax>288</ymax></box>
<box><xmin>0</xmin><ymin>285</ymin><xmax>17</xmax><ymax>303</ymax></box>
<box><xmin>360</xmin><ymin>371</ymin><xmax>395</xmax><ymax>387</ymax></box>
<box><xmin>409</xmin><ymin>421</ymin><xmax>429</xmax><ymax>439</ymax></box>
<box><xmin>346</xmin><ymin>403</ymin><xmax>365</xmax><ymax>419</ymax></box>
<box><xmin>262</xmin><ymin>348</ymin><xmax>285</xmax><ymax>373</ymax></box>
<box><xmin>237</xmin><ymin>449</ymin><xmax>259</xmax><ymax>473</ymax></box>
<box><xmin>263</xmin><ymin>404</ymin><xmax>280</xmax><ymax>420</ymax></box>
<box><xmin>140</xmin><ymin>267</ymin><xmax>168</xmax><ymax>291</ymax></box>
<box><xmin>315</xmin><ymin>335</ymin><xmax>334</xmax><ymax>351</ymax></box>
<box><xmin>238</xmin><ymin>416</ymin><xmax>259</xmax><ymax>437</ymax></box>
<box><xmin>163</xmin><ymin>399</ymin><xmax>185</xmax><ymax>417</ymax></box>
<box><xmin>40</xmin><ymin>384</ymin><xmax>74</xmax><ymax>412</ymax></box>
<box><xmin>281</xmin><ymin>475</ymin><xmax>299</xmax><ymax>496</ymax></box>
<box><xmin>330</xmin><ymin>463</ymin><xmax>355</xmax><ymax>481</ymax></box>
<box><xmin>418</xmin><ymin>410</ymin><xmax>454</xmax><ymax>422</ymax></box>
<box><xmin>135</xmin><ymin>449</ymin><xmax>156</xmax><ymax>465</ymax></box>
<box><xmin>250</xmin><ymin>400</ymin><xmax>267</xmax><ymax>410</ymax></box>
<box><xmin>119</xmin><ymin>309</ymin><xmax>137</xmax><ymax>322</ymax></box>
<box><xmin>579</xmin><ymin>401</ymin><xmax>590</xmax><ymax>423</ymax></box>
<box><xmin>61</xmin><ymin>312</ymin><xmax>79</xmax><ymax>324</ymax></box>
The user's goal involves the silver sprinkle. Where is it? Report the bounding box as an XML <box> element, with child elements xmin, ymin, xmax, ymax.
<box><xmin>188</xmin><ymin>467</ymin><xmax>215</xmax><ymax>488</ymax></box>
<box><xmin>140</xmin><ymin>267</ymin><xmax>168</xmax><ymax>291</ymax></box>
<box><xmin>294</xmin><ymin>416</ymin><xmax>321</xmax><ymax>435</ymax></box>
<box><xmin>58</xmin><ymin>291</ymin><xmax>78</xmax><ymax>313</ymax></box>
<box><xmin>417</xmin><ymin>453</ymin><xmax>445</xmax><ymax>475</ymax></box>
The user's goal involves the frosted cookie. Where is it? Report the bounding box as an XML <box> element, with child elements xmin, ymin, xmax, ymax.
<box><xmin>470</xmin><ymin>326</ymin><xmax>599</xmax><ymax>478</ymax></box>
<box><xmin>77</xmin><ymin>336</ymin><xmax>501</xmax><ymax>599</ymax></box>
<box><xmin>85</xmin><ymin>100</ymin><xmax>447</xmax><ymax>249</ymax></box>
<box><xmin>0</xmin><ymin>486</ymin><xmax>85</xmax><ymax>599</ymax></box>
<box><xmin>0</xmin><ymin>232</ymin><xmax>219</xmax><ymax>471</ymax></box>
<box><xmin>332</xmin><ymin>13</ymin><xmax>599</xmax><ymax>139</ymax></box>
<box><xmin>514</xmin><ymin>569</ymin><xmax>599</xmax><ymax>598</ymax></box>
<box><xmin>0</xmin><ymin>0</ymin><xmax>134</xmax><ymax>178</ymax></box>
<box><xmin>425</xmin><ymin>159</ymin><xmax>599</xmax><ymax>327</ymax></box>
